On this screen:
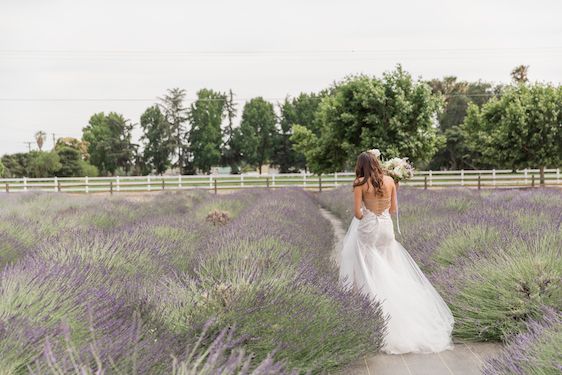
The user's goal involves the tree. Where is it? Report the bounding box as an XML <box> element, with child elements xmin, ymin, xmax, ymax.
<box><xmin>140</xmin><ymin>105</ymin><xmax>172</xmax><ymax>175</ymax></box>
<box><xmin>55</xmin><ymin>137</ymin><xmax>90</xmax><ymax>160</ymax></box>
<box><xmin>1</xmin><ymin>153</ymin><xmax>30</xmax><ymax>178</ymax></box>
<box><xmin>0</xmin><ymin>159</ymin><xmax>4</xmax><ymax>177</ymax></box>
<box><xmin>35</xmin><ymin>131</ymin><xmax>47</xmax><ymax>151</ymax></box>
<box><xmin>237</xmin><ymin>97</ymin><xmax>277</xmax><ymax>174</ymax></box>
<box><xmin>427</xmin><ymin>77</ymin><xmax>498</xmax><ymax>169</ymax></box>
<box><xmin>188</xmin><ymin>89</ymin><xmax>226</xmax><ymax>174</ymax></box>
<box><xmin>27</xmin><ymin>151</ymin><xmax>61</xmax><ymax>178</ymax></box>
<box><xmin>463</xmin><ymin>83</ymin><xmax>561</xmax><ymax>185</ymax></box>
<box><xmin>291</xmin><ymin>66</ymin><xmax>443</xmax><ymax>174</ymax></box>
<box><xmin>82</xmin><ymin>112</ymin><xmax>136</xmax><ymax>176</ymax></box>
<box><xmin>273</xmin><ymin>93</ymin><xmax>323</xmax><ymax>173</ymax></box>
<box><xmin>159</xmin><ymin>88</ymin><xmax>190</xmax><ymax>173</ymax></box>
<box><xmin>511</xmin><ymin>65</ymin><xmax>529</xmax><ymax>84</ymax></box>
<box><xmin>220</xmin><ymin>90</ymin><xmax>241</xmax><ymax>174</ymax></box>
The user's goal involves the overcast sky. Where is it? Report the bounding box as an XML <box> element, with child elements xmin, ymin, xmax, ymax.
<box><xmin>1</xmin><ymin>0</ymin><xmax>561</xmax><ymax>155</ymax></box>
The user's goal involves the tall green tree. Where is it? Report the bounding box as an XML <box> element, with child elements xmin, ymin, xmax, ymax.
<box><xmin>237</xmin><ymin>97</ymin><xmax>277</xmax><ymax>174</ymax></box>
<box><xmin>140</xmin><ymin>105</ymin><xmax>172</xmax><ymax>175</ymax></box>
<box><xmin>188</xmin><ymin>89</ymin><xmax>226</xmax><ymax>174</ymax></box>
<box><xmin>82</xmin><ymin>112</ymin><xmax>136</xmax><ymax>175</ymax></box>
<box><xmin>0</xmin><ymin>159</ymin><xmax>5</xmax><ymax>177</ymax></box>
<box><xmin>158</xmin><ymin>88</ymin><xmax>190</xmax><ymax>173</ymax></box>
<box><xmin>463</xmin><ymin>83</ymin><xmax>561</xmax><ymax>185</ymax></box>
<box><xmin>274</xmin><ymin>92</ymin><xmax>323</xmax><ymax>173</ymax></box>
<box><xmin>220</xmin><ymin>90</ymin><xmax>241</xmax><ymax>174</ymax></box>
<box><xmin>291</xmin><ymin>66</ymin><xmax>443</xmax><ymax>174</ymax></box>
<box><xmin>35</xmin><ymin>131</ymin><xmax>47</xmax><ymax>151</ymax></box>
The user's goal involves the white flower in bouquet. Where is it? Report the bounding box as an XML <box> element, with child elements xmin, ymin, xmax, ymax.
<box><xmin>382</xmin><ymin>157</ymin><xmax>415</xmax><ymax>182</ymax></box>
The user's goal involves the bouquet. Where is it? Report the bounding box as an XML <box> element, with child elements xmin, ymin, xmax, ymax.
<box><xmin>381</xmin><ymin>157</ymin><xmax>415</xmax><ymax>182</ymax></box>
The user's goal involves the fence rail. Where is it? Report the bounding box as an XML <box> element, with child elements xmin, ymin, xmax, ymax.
<box><xmin>0</xmin><ymin>169</ymin><xmax>560</xmax><ymax>194</ymax></box>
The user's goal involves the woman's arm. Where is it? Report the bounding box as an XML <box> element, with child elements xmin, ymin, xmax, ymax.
<box><xmin>389</xmin><ymin>179</ymin><xmax>398</xmax><ymax>214</ymax></box>
<box><xmin>353</xmin><ymin>183</ymin><xmax>364</xmax><ymax>220</ymax></box>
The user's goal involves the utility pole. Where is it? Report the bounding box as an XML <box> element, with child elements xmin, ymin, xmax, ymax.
<box><xmin>23</xmin><ymin>141</ymin><xmax>34</xmax><ymax>152</ymax></box>
<box><xmin>52</xmin><ymin>133</ymin><xmax>57</xmax><ymax>149</ymax></box>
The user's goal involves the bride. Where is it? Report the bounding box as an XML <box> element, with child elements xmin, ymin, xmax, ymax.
<box><xmin>338</xmin><ymin>150</ymin><xmax>454</xmax><ymax>354</ymax></box>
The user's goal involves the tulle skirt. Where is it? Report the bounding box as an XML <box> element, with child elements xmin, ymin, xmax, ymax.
<box><xmin>338</xmin><ymin>207</ymin><xmax>454</xmax><ymax>354</ymax></box>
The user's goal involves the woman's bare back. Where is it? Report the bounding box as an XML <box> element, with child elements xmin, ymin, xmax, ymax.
<box><xmin>361</xmin><ymin>175</ymin><xmax>397</xmax><ymax>214</ymax></box>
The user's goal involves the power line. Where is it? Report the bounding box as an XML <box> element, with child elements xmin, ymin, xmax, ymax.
<box><xmin>1</xmin><ymin>47</ymin><xmax>560</xmax><ymax>54</ymax></box>
<box><xmin>0</xmin><ymin>93</ymin><xmax>502</xmax><ymax>103</ymax></box>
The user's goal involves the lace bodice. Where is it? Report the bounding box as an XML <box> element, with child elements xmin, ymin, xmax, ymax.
<box><xmin>362</xmin><ymin>195</ymin><xmax>391</xmax><ymax>215</ymax></box>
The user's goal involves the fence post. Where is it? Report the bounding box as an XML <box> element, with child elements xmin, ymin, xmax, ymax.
<box><xmin>478</xmin><ymin>175</ymin><xmax>481</xmax><ymax>190</ymax></box>
<box><xmin>524</xmin><ymin>168</ymin><xmax>528</xmax><ymax>185</ymax></box>
<box><xmin>429</xmin><ymin>171</ymin><xmax>433</xmax><ymax>187</ymax></box>
<box><xmin>214</xmin><ymin>178</ymin><xmax>217</xmax><ymax>194</ymax></box>
<box><xmin>5</xmin><ymin>183</ymin><xmax>9</xmax><ymax>193</ymax></box>
<box><xmin>110</xmin><ymin>181</ymin><xmax>113</xmax><ymax>195</ymax></box>
<box><xmin>557</xmin><ymin>168</ymin><xmax>560</xmax><ymax>185</ymax></box>
<box><xmin>240</xmin><ymin>175</ymin><xmax>244</xmax><ymax>187</ymax></box>
<box><xmin>492</xmin><ymin>169</ymin><xmax>496</xmax><ymax>188</ymax></box>
<box><xmin>147</xmin><ymin>176</ymin><xmax>151</xmax><ymax>192</ymax></box>
<box><xmin>335</xmin><ymin>172</ymin><xmax>338</xmax><ymax>187</ymax></box>
<box><xmin>272</xmin><ymin>175</ymin><xmax>275</xmax><ymax>188</ymax></box>
<box><xmin>116</xmin><ymin>176</ymin><xmax>120</xmax><ymax>192</ymax></box>
<box><xmin>23</xmin><ymin>177</ymin><xmax>27</xmax><ymax>191</ymax></box>
<box><xmin>460</xmin><ymin>170</ymin><xmax>464</xmax><ymax>186</ymax></box>
<box><xmin>178</xmin><ymin>175</ymin><xmax>182</xmax><ymax>189</ymax></box>
<box><xmin>424</xmin><ymin>176</ymin><xmax>428</xmax><ymax>190</ymax></box>
<box><xmin>57</xmin><ymin>180</ymin><xmax>61</xmax><ymax>192</ymax></box>
<box><xmin>303</xmin><ymin>173</ymin><xmax>307</xmax><ymax>187</ymax></box>
<box><xmin>85</xmin><ymin>176</ymin><xmax>89</xmax><ymax>193</ymax></box>
<box><xmin>161</xmin><ymin>178</ymin><xmax>165</xmax><ymax>190</ymax></box>
<box><xmin>209</xmin><ymin>175</ymin><xmax>213</xmax><ymax>189</ymax></box>
<box><xmin>54</xmin><ymin>176</ymin><xmax>58</xmax><ymax>192</ymax></box>
<box><xmin>319</xmin><ymin>175</ymin><xmax>322</xmax><ymax>192</ymax></box>
<box><xmin>266</xmin><ymin>177</ymin><xmax>270</xmax><ymax>189</ymax></box>
<box><xmin>531</xmin><ymin>174</ymin><xmax>535</xmax><ymax>188</ymax></box>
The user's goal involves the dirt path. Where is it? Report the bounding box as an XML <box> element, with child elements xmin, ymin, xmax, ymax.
<box><xmin>318</xmin><ymin>206</ymin><xmax>503</xmax><ymax>375</ymax></box>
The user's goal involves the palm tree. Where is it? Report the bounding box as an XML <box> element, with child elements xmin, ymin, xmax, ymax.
<box><xmin>35</xmin><ymin>131</ymin><xmax>47</xmax><ymax>151</ymax></box>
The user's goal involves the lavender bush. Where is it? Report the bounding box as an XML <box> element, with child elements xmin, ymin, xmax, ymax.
<box><xmin>0</xmin><ymin>189</ymin><xmax>385</xmax><ymax>374</ymax></box>
<box><xmin>483</xmin><ymin>307</ymin><xmax>562</xmax><ymax>375</ymax></box>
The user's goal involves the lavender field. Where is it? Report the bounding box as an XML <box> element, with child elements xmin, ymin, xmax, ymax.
<box><xmin>318</xmin><ymin>187</ymin><xmax>562</xmax><ymax>374</ymax></box>
<box><xmin>0</xmin><ymin>189</ymin><xmax>385</xmax><ymax>374</ymax></box>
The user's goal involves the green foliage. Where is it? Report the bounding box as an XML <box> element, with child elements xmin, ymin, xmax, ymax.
<box><xmin>27</xmin><ymin>151</ymin><xmax>62</xmax><ymax>178</ymax></box>
<box><xmin>449</xmin><ymin>234</ymin><xmax>561</xmax><ymax>341</ymax></box>
<box><xmin>82</xmin><ymin>112</ymin><xmax>136</xmax><ymax>176</ymax></box>
<box><xmin>0</xmin><ymin>153</ymin><xmax>30</xmax><ymax>178</ymax></box>
<box><xmin>236</xmin><ymin>97</ymin><xmax>276</xmax><ymax>174</ymax></box>
<box><xmin>188</xmin><ymin>89</ymin><xmax>226</xmax><ymax>174</ymax></box>
<box><xmin>434</xmin><ymin>225</ymin><xmax>500</xmax><ymax>266</ymax></box>
<box><xmin>291</xmin><ymin>66</ymin><xmax>443</xmax><ymax>174</ymax></box>
<box><xmin>140</xmin><ymin>105</ymin><xmax>173</xmax><ymax>175</ymax></box>
<box><xmin>463</xmin><ymin>83</ymin><xmax>562</xmax><ymax>171</ymax></box>
<box><xmin>0</xmin><ymin>159</ymin><xmax>4</xmax><ymax>177</ymax></box>
<box><xmin>55</xmin><ymin>146</ymin><xmax>83</xmax><ymax>177</ymax></box>
<box><xmin>427</xmin><ymin>77</ymin><xmax>499</xmax><ymax>170</ymax></box>
<box><xmin>273</xmin><ymin>93</ymin><xmax>323</xmax><ymax>172</ymax></box>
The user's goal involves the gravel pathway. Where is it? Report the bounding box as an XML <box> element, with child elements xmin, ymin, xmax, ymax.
<box><xmin>318</xmin><ymin>206</ymin><xmax>503</xmax><ymax>375</ymax></box>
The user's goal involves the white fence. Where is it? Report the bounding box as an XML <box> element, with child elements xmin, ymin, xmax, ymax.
<box><xmin>0</xmin><ymin>169</ymin><xmax>560</xmax><ymax>194</ymax></box>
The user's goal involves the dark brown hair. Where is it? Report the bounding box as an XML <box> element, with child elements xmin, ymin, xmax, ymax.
<box><xmin>352</xmin><ymin>152</ymin><xmax>385</xmax><ymax>196</ymax></box>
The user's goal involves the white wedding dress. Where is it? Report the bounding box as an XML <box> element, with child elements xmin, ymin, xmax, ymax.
<box><xmin>338</xmin><ymin>200</ymin><xmax>454</xmax><ymax>354</ymax></box>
